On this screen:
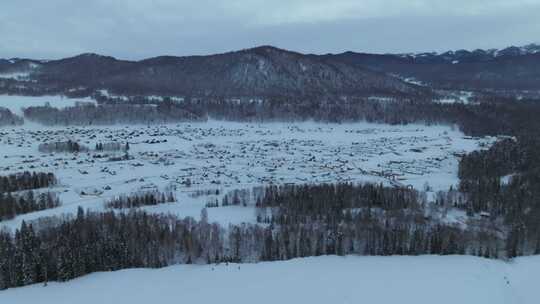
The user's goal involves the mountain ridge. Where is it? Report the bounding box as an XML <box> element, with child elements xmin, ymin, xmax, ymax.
<box><xmin>1</xmin><ymin>43</ymin><xmax>539</xmax><ymax>97</ymax></box>
<box><xmin>1</xmin><ymin>45</ymin><xmax>425</xmax><ymax>98</ymax></box>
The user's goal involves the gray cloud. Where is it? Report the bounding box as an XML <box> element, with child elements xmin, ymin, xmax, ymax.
<box><xmin>1</xmin><ymin>0</ymin><xmax>539</xmax><ymax>59</ymax></box>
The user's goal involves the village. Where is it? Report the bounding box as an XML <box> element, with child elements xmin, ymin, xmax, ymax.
<box><xmin>0</xmin><ymin>121</ymin><xmax>496</xmax><ymax>203</ymax></box>
<box><xmin>0</xmin><ymin>116</ymin><xmax>503</xmax><ymax>234</ymax></box>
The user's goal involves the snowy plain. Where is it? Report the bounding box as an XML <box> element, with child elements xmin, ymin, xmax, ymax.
<box><xmin>0</xmin><ymin>255</ymin><xmax>538</xmax><ymax>304</ymax></box>
<box><xmin>0</xmin><ymin>95</ymin><xmax>499</xmax><ymax>231</ymax></box>
<box><xmin>0</xmin><ymin>96</ymin><xmax>496</xmax><ymax>231</ymax></box>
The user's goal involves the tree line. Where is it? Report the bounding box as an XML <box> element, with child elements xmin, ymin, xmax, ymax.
<box><xmin>105</xmin><ymin>191</ymin><xmax>176</xmax><ymax>209</ymax></box>
<box><xmin>253</xmin><ymin>183</ymin><xmax>501</xmax><ymax>259</ymax></box>
<box><xmin>23</xmin><ymin>102</ymin><xmax>204</xmax><ymax>126</ymax></box>
<box><xmin>0</xmin><ymin>191</ymin><xmax>60</xmax><ymax>221</ymax></box>
<box><xmin>38</xmin><ymin>140</ymin><xmax>89</xmax><ymax>153</ymax></box>
<box><xmin>0</xmin><ymin>107</ymin><xmax>23</xmax><ymax>127</ymax></box>
<box><xmin>0</xmin><ymin>209</ymin><xmax>223</xmax><ymax>290</ymax></box>
<box><xmin>38</xmin><ymin>140</ymin><xmax>130</xmax><ymax>154</ymax></box>
<box><xmin>95</xmin><ymin>142</ymin><xmax>129</xmax><ymax>152</ymax></box>
<box><xmin>0</xmin><ymin>172</ymin><xmax>56</xmax><ymax>193</ymax></box>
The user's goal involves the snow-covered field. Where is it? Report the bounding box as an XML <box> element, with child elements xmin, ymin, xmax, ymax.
<box><xmin>0</xmin><ymin>117</ymin><xmax>496</xmax><ymax>230</ymax></box>
<box><xmin>0</xmin><ymin>255</ymin><xmax>537</xmax><ymax>304</ymax></box>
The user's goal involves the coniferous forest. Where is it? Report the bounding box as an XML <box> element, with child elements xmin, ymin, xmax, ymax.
<box><xmin>0</xmin><ymin>172</ymin><xmax>57</xmax><ymax>193</ymax></box>
<box><xmin>105</xmin><ymin>191</ymin><xmax>176</xmax><ymax>209</ymax></box>
<box><xmin>0</xmin><ymin>107</ymin><xmax>23</xmax><ymax>127</ymax></box>
<box><xmin>0</xmin><ymin>172</ymin><xmax>60</xmax><ymax>221</ymax></box>
<box><xmin>0</xmin><ymin>191</ymin><xmax>61</xmax><ymax>221</ymax></box>
<box><xmin>0</xmin><ymin>179</ymin><xmax>524</xmax><ymax>290</ymax></box>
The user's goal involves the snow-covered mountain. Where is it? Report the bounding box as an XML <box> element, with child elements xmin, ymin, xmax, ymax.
<box><xmin>0</xmin><ymin>46</ymin><xmax>424</xmax><ymax>98</ymax></box>
<box><xmin>398</xmin><ymin>43</ymin><xmax>540</xmax><ymax>63</ymax></box>
<box><xmin>327</xmin><ymin>43</ymin><xmax>540</xmax><ymax>91</ymax></box>
<box><xmin>0</xmin><ymin>59</ymin><xmax>43</xmax><ymax>80</ymax></box>
<box><xmin>1</xmin><ymin>43</ymin><xmax>539</xmax><ymax>97</ymax></box>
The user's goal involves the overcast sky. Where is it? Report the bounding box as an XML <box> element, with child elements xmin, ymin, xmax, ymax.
<box><xmin>1</xmin><ymin>0</ymin><xmax>539</xmax><ymax>60</ymax></box>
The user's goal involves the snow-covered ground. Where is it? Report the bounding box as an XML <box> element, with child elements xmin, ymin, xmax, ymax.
<box><xmin>0</xmin><ymin>119</ymin><xmax>496</xmax><ymax>231</ymax></box>
<box><xmin>0</xmin><ymin>95</ymin><xmax>95</xmax><ymax>115</ymax></box>
<box><xmin>0</xmin><ymin>255</ymin><xmax>538</xmax><ymax>304</ymax></box>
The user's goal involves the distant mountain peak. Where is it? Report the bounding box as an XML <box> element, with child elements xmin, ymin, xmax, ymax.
<box><xmin>70</xmin><ymin>53</ymin><xmax>118</xmax><ymax>61</ymax></box>
<box><xmin>248</xmin><ymin>45</ymin><xmax>282</xmax><ymax>52</ymax></box>
<box><xmin>393</xmin><ymin>43</ymin><xmax>540</xmax><ymax>64</ymax></box>
<box><xmin>240</xmin><ymin>45</ymin><xmax>304</xmax><ymax>58</ymax></box>
<box><xmin>488</xmin><ymin>44</ymin><xmax>540</xmax><ymax>58</ymax></box>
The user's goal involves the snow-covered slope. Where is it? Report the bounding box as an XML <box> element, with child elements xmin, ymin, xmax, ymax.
<box><xmin>0</xmin><ymin>255</ymin><xmax>537</xmax><ymax>304</ymax></box>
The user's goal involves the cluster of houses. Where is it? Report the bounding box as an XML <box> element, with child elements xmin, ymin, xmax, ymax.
<box><xmin>0</xmin><ymin>123</ymin><xmax>495</xmax><ymax>198</ymax></box>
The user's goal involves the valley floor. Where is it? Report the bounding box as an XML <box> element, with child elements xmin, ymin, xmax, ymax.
<box><xmin>0</xmin><ymin>255</ymin><xmax>537</xmax><ymax>304</ymax></box>
<box><xmin>0</xmin><ymin>105</ymin><xmax>494</xmax><ymax>231</ymax></box>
